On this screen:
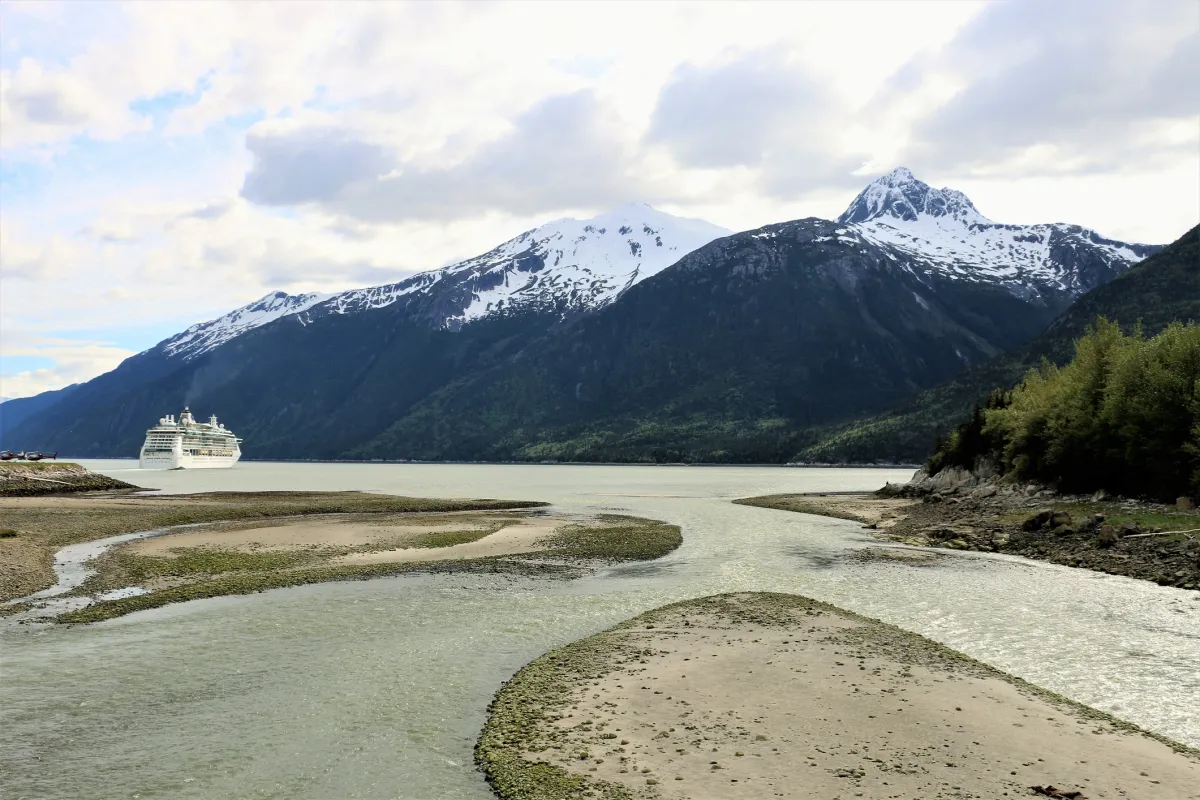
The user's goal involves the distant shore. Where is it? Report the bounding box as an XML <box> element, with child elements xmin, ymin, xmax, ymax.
<box><xmin>1</xmin><ymin>490</ymin><xmax>680</xmax><ymax>624</ymax></box>
<box><xmin>57</xmin><ymin>456</ymin><xmax>922</xmax><ymax>469</ymax></box>
<box><xmin>478</xmin><ymin>592</ymin><xmax>1200</xmax><ymax>799</ymax></box>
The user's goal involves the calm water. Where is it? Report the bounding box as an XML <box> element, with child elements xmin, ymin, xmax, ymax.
<box><xmin>2</xmin><ymin>461</ymin><xmax>1198</xmax><ymax>800</ymax></box>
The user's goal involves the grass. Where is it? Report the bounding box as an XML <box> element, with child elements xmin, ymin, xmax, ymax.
<box><xmin>1002</xmin><ymin>501</ymin><xmax>1200</xmax><ymax>540</ymax></box>
<box><xmin>531</xmin><ymin>516</ymin><xmax>682</xmax><ymax>562</ymax></box>
<box><xmin>0</xmin><ymin>461</ymin><xmax>83</xmax><ymax>472</ymax></box>
<box><xmin>407</xmin><ymin>527</ymin><xmax>499</xmax><ymax>549</ymax></box>
<box><xmin>56</xmin><ymin>558</ymin><xmax>577</xmax><ymax>624</ymax></box>
<box><xmin>116</xmin><ymin>548</ymin><xmax>324</xmax><ymax>579</ymax></box>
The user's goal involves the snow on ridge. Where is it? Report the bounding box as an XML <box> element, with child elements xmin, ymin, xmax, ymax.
<box><xmin>161</xmin><ymin>290</ymin><xmax>330</xmax><ymax>359</ymax></box>
<box><xmin>157</xmin><ymin>206</ymin><xmax>730</xmax><ymax>360</ymax></box>
<box><xmin>313</xmin><ymin>204</ymin><xmax>731</xmax><ymax>324</ymax></box>
<box><xmin>839</xmin><ymin>167</ymin><xmax>1156</xmax><ymax>292</ymax></box>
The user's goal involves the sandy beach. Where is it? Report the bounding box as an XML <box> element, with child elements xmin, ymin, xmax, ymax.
<box><xmin>479</xmin><ymin>593</ymin><xmax>1200</xmax><ymax>799</ymax></box>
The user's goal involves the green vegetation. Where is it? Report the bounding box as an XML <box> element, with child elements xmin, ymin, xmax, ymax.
<box><xmin>56</xmin><ymin>558</ymin><xmax>574</xmax><ymax>624</ymax></box>
<box><xmin>406</xmin><ymin>526</ymin><xmax>499</xmax><ymax>549</ymax></box>
<box><xmin>0</xmin><ymin>461</ymin><xmax>81</xmax><ymax>472</ymax></box>
<box><xmin>116</xmin><ymin>548</ymin><xmax>323</xmax><ymax>580</ymax></box>
<box><xmin>532</xmin><ymin>516</ymin><xmax>682</xmax><ymax>562</ymax></box>
<box><xmin>928</xmin><ymin>319</ymin><xmax>1200</xmax><ymax>500</ymax></box>
<box><xmin>798</xmin><ymin>225</ymin><xmax>1200</xmax><ymax>464</ymax></box>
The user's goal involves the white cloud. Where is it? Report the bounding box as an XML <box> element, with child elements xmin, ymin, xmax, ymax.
<box><xmin>0</xmin><ymin>332</ymin><xmax>136</xmax><ymax>399</ymax></box>
<box><xmin>1</xmin><ymin>0</ymin><xmax>1196</xmax><ymax>399</ymax></box>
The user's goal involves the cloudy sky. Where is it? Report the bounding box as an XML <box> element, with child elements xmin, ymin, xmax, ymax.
<box><xmin>1</xmin><ymin>0</ymin><xmax>1197</xmax><ymax>399</ymax></box>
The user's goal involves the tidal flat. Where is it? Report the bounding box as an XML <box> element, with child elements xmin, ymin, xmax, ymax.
<box><xmin>0</xmin><ymin>490</ymin><xmax>680</xmax><ymax>623</ymax></box>
<box><xmin>5</xmin><ymin>461</ymin><xmax>1197</xmax><ymax>800</ymax></box>
<box><xmin>479</xmin><ymin>592</ymin><xmax>1200</xmax><ymax>800</ymax></box>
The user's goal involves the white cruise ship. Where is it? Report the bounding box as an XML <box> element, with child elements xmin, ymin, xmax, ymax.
<box><xmin>139</xmin><ymin>408</ymin><xmax>242</xmax><ymax>469</ymax></box>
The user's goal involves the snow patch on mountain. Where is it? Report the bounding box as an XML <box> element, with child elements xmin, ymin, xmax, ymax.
<box><xmin>318</xmin><ymin>203</ymin><xmax>731</xmax><ymax>324</ymax></box>
<box><xmin>839</xmin><ymin>167</ymin><xmax>1157</xmax><ymax>294</ymax></box>
<box><xmin>155</xmin><ymin>206</ymin><xmax>729</xmax><ymax>360</ymax></box>
<box><xmin>162</xmin><ymin>291</ymin><xmax>330</xmax><ymax>360</ymax></box>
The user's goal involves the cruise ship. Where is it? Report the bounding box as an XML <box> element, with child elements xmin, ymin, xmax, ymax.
<box><xmin>139</xmin><ymin>408</ymin><xmax>242</xmax><ymax>469</ymax></box>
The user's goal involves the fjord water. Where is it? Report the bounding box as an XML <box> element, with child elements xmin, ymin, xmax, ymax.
<box><xmin>3</xmin><ymin>462</ymin><xmax>1197</xmax><ymax>800</ymax></box>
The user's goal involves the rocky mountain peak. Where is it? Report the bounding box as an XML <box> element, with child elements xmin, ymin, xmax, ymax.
<box><xmin>838</xmin><ymin>167</ymin><xmax>988</xmax><ymax>226</ymax></box>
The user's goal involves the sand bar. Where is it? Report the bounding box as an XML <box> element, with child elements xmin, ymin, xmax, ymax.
<box><xmin>479</xmin><ymin>592</ymin><xmax>1199</xmax><ymax>799</ymax></box>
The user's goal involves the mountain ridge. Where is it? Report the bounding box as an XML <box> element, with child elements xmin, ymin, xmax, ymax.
<box><xmin>0</xmin><ymin>169</ymin><xmax>1168</xmax><ymax>462</ymax></box>
<box><xmin>795</xmin><ymin>224</ymin><xmax>1200</xmax><ymax>464</ymax></box>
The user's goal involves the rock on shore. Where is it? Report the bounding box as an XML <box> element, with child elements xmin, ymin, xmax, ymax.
<box><xmin>0</xmin><ymin>463</ymin><xmax>138</xmax><ymax>496</ymax></box>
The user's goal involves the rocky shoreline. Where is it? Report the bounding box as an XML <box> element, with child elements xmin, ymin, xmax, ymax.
<box><xmin>0</xmin><ymin>462</ymin><xmax>138</xmax><ymax>496</ymax></box>
<box><xmin>738</xmin><ymin>471</ymin><xmax>1200</xmax><ymax>591</ymax></box>
<box><xmin>876</xmin><ymin>468</ymin><xmax>1200</xmax><ymax>591</ymax></box>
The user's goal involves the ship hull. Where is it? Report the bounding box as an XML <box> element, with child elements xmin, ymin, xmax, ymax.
<box><xmin>139</xmin><ymin>451</ymin><xmax>241</xmax><ymax>470</ymax></box>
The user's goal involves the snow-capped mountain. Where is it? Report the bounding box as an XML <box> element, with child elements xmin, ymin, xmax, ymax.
<box><xmin>153</xmin><ymin>171</ymin><xmax>1155</xmax><ymax>364</ymax></box>
<box><xmin>319</xmin><ymin>203</ymin><xmax>730</xmax><ymax>326</ymax></box>
<box><xmin>838</xmin><ymin>167</ymin><xmax>1158</xmax><ymax>296</ymax></box>
<box><xmin>163</xmin><ymin>290</ymin><xmax>330</xmax><ymax>360</ymax></box>
<box><xmin>160</xmin><ymin>205</ymin><xmax>730</xmax><ymax>360</ymax></box>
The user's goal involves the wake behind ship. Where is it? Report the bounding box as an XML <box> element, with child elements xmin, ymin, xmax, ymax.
<box><xmin>139</xmin><ymin>407</ymin><xmax>242</xmax><ymax>469</ymax></box>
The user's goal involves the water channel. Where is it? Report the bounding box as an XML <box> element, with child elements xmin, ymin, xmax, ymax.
<box><xmin>2</xmin><ymin>461</ymin><xmax>1197</xmax><ymax>799</ymax></box>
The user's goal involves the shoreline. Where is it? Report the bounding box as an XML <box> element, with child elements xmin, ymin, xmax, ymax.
<box><xmin>737</xmin><ymin>491</ymin><xmax>1200</xmax><ymax>591</ymax></box>
<box><xmin>0</xmin><ymin>461</ymin><xmax>138</xmax><ymax>497</ymax></box>
<box><xmin>478</xmin><ymin>592</ymin><xmax>1200</xmax><ymax>799</ymax></box>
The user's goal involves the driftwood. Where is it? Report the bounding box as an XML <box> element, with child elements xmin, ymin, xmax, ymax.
<box><xmin>20</xmin><ymin>475</ymin><xmax>71</xmax><ymax>485</ymax></box>
<box><xmin>1122</xmin><ymin>529</ymin><xmax>1200</xmax><ymax>538</ymax></box>
<box><xmin>1030</xmin><ymin>786</ymin><xmax>1085</xmax><ymax>799</ymax></box>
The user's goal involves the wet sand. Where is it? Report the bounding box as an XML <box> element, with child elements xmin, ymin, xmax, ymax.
<box><xmin>126</xmin><ymin>512</ymin><xmax>527</xmax><ymax>555</ymax></box>
<box><xmin>479</xmin><ymin>593</ymin><xmax>1200</xmax><ymax>799</ymax></box>
<box><xmin>734</xmin><ymin>492</ymin><xmax>916</xmax><ymax>528</ymax></box>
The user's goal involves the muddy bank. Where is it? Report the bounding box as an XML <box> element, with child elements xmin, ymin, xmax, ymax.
<box><xmin>739</xmin><ymin>486</ymin><xmax>1200</xmax><ymax>591</ymax></box>
<box><xmin>0</xmin><ymin>462</ymin><xmax>138</xmax><ymax>497</ymax></box>
<box><xmin>478</xmin><ymin>592</ymin><xmax>1200</xmax><ymax>800</ymax></box>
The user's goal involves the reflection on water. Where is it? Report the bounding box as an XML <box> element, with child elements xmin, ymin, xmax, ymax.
<box><xmin>2</xmin><ymin>461</ymin><xmax>1197</xmax><ymax>800</ymax></box>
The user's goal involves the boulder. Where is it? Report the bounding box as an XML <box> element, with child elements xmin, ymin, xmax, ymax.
<box><xmin>1022</xmin><ymin>509</ymin><xmax>1055</xmax><ymax>531</ymax></box>
<box><xmin>1178</xmin><ymin>496</ymin><xmax>1196</xmax><ymax>511</ymax></box>
<box><xmin>1097</xmin><ymin>525</ymin><xmax>1120</xmax><ymax>548</ymax></box>
<box><xmin>1049</xmin><ymin>511</ymin><xmax>1073</xmax><ymax>528</ymax></box>
<box><xmin>1119</xmin><ymin>520</ymin><xmax>1141</xmax><ymax>535</ymax></box>
<box><xmin>1050</xmin><ymin>525</ymin><xmax>1076</xmax><ymax>537</ymax></box>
